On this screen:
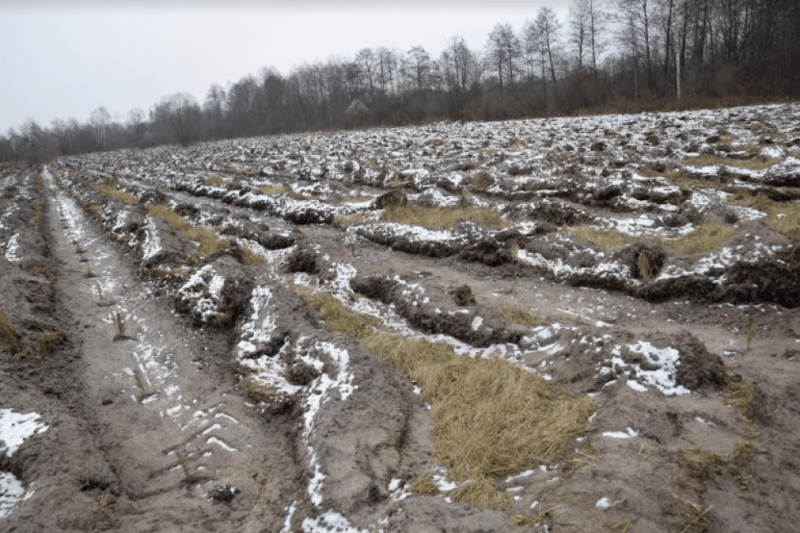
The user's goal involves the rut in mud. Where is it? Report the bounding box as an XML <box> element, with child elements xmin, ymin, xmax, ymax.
<box><xmin>49</xmin><ymin>174</ymin><xmax>304</xmax><ymax>531</ymax></box>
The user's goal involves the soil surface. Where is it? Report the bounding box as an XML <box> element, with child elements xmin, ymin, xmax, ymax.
<box><xmin>3</xmin><ymin>104</ymin><xmax>800</xmax><ymax>533</ymax></box>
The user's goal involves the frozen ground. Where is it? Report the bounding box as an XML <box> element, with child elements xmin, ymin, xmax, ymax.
<box><xmin>2</xmin><ymin>103</ymin><xmax>800</xmax><ymax>532</ymax></box>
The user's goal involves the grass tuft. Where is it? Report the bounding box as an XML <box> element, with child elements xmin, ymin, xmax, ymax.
<box><xmin>571</xmin><ymin>222</ymin><xmax>736</xmax><ymax>255</ymax></box>
<box><xmin>382</xmin><ymin>204</ymin><xmax>506</xmax><ymax>230</ymax></box>
<box><xmin>99</xmin><ymin>184</ymin><xmax>138</xmax><ymax>205</ymax></box>
<box><xmin>185</xmin><ymin>227</ymin><xmax>231</xmax><ymax>264</ymax></box>
<box><xmin>498</xmin><ymin>304</ymin><xmax>539</xmax><ymax>326</ymax></box>
<box><xmin>408</xmin><ymin>472</ymin><xmax>438</xmax><ymax>495</ymax></box>
<box><xmin>259</xmin><ymin>184</ymin><xmax>291</xmax><ymax>195</ymax></box>
<box><xmin>237</xmin><ymin>244</ymin><xmax>265</xmax><ymax>265</ymax></box>
<box><xmin>333</xmin><ymin>213</ymin><xmax>368</xmax><ymax>230</ymax></box>
<box><xmin>468</xmin><ymin>171</ymin><xmax>493</xmax><ymax>192</ymax></box>
<box><xmin>728</xmin><ymin>192</ymin><xmax>800</xmax><ymax>241</ymax></box>
<box><xmin>147</xmin><ymin>204</ymin><xmax>189</xmax><ymax>231</ymax></box>
<box><xmin>683</xmin><ymin>154</ymin><xmax>784</xmax><ymax>171</ymax></box>
<box><xmin>36</xmin><ymin>330</ymin><xmax>63</xmax><ymax>354</ymax></box>
<box><xmin>293</xmin><ymin>284</ymin><xmax>594</xmax><ymax>507</ymax></box>
<box><xmin>0</xmin><ymin>309</ymin><xmax>23</xmax><ymax>355</ymax></box>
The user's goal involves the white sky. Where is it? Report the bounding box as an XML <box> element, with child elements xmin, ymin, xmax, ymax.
<box><xmin>0</xmin><ymin>1</ymin><xmax>570</xmax><ymax>134</ymax></box>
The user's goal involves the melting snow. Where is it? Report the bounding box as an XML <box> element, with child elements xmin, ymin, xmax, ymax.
<box><xmin>0</xmin><ymin>409</ymin><xmax>48</xmax><ymax>457</ymax></box>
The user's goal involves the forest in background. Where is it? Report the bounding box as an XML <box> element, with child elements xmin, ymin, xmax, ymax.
<box><xmin>2</xmin><ymin>0</ymin><xmax>799</xmax><ymax>163</ymax></box>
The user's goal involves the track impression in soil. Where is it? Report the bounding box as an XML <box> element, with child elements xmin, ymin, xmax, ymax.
<box><xmin>2</xmin><ymin>103</ymin><xmax>800</xmax><ymax>533</ymax></box>
<box><xmin>46</xmin><ymin>176</ymin><xmax>300</xmax><ymax>531</ymax></box>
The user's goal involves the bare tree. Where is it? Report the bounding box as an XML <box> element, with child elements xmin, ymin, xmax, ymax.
<box><xmin>127</xmin><ymin>108</ymin><xmax>147</xmax><ymax>147</ymax></box>
<box><xmin>486</xmin><ymin>23</ymin><xmax>522</xmax><ymax>94</ymax></box>
<box><xmin>150</xmin><ymin>93</ymin><xmax>201</xmax><ymax>146</ymax></box>
<box><xmin>618</xmin><ymin>0</ymin><xmax>654</xmax><ymax>92</ymax></box>
<box><xmin>355</xmin><ymin>48</ymin><xmax>377</xmax><ymax>103</ymax></box>
<box><xmin>536</xmin><ymin>7</ymin><xmax>562</xmax><ymax>85</ymax></box>
<box><xmin>89</xmin><ymin>106</ymin><xmax>111</xmax><ymax>150</ymax></box>
<box><xmin>407</xmin><ymin>46</ymin><xmax>431</xmax><ymax>92</ymax></box>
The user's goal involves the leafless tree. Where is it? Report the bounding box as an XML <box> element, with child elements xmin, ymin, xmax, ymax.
<box><xmin>126</xmin><ymin>108</ymin><xmax>147</xmax><ymax>147</ymax></box>
<box><xmin>536</xmin><ymin>7</ymin><xmax>562</xmax><ymax>85</ymax></box>
<box><xmin>150</xmin><ymin>92</ymin><xmax>201</xmax><ymax>146</ymax></box>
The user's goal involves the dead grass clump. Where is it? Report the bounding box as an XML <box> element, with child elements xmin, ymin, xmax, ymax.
<box><xmin>408</xmin><ymin>472</ymin><xmax>438</xmax><ymax>495</ymax></box>
<box><xmin>570</xmin><ymin>222</ymin><xmax>736</xmax><ymax>255</ymax></box>
<box><xmin>332</xmin><ymin>213</ymin><xmax>367</xmax><ymax>230</ymax></box>
<box><xmin>666</xmin><ymin>222</ymin><xmax>737</xmax><ymax>255</ymax></box>
<box><xmin>147</xmin><ymin>204</ymin><xmax>189</xmax><ymax>231</ymax></box>
<box><xmin>292</xmin><ymin>285</ymin><xmax>380</xmax><ymax>338</ymax></box>
<box><xmin>205</xmin><ymin>176</ymin><xmax>224</xmax><ymax>187</ymax></box>
<box><xmin>453</xmin><ymin>285</ymin><xmax>476</xmax><ymax>306</ymax></box>
<box><xmin>683</xmin><ymin>154</ymin><xmax>783</xmax><ymax>171</ymax></box>
<box><xmin>499</xmin><ymin>305</ymin><xmax>539</xmax><ymax>326</ymax></box>
<box><xmin>295</xmin><ymin>286</ymin><xmax>595</xmax><ymax>488</ymax></box>
<box><xmin>259</xmin><ymin>184</ymin><xmax>290</xmax><ymax>195</ymax></box>
<box><xmin>729</xmin><ymin>193</ymin><xmax>800</xmax><ymax>241</ymax></box>
<box><xmin>468</xmin><ymin>171</ymin><xmax>493</xmax><ymax>192</ymax></box>
<box><xmin>448</xmin><ymin>476</ymin><xmax>512</xmax><ymax>510</ymax></box>
<box><xmin>637</xmin><ymin>249</ymin><xmax>658</xmax><ymax>282</ymax></box>
<box><xmin>508</xmin><ymin>136</ymin><xmax>525</xmax><ymax>152</ymax></box>
<box><xmin>236</xmin><ymin>244</ymin><xmax>265</xmax><ymax>265</ymax></box>
<box><xmin>569</xmin><ymin>227</ymin><xmax>640</xmax><ymax>251</ymax></box>
<box><xmin>185</xmin><ymin>227</ymin><xmax>231</xmax><ymax>264</ymax></box>
<box><xmin>0</xmin><ymin>309</ymin><xmax>23</xmax><ymax>355</ymax></box>
<box><xmin>30</xmin><ymin>203</ymin><xmax>44</xmax><ymax>232</ymax></box>
<box><xmin>99</xmin><ymin>184</ymin><xmax>138</xmax><ymax>205</ymax></box>
<box><xmin>382</xmin><ymin>204</ymin><xmax>507</xmax><ymax>230</ymax></box>
<box><xmin>723</xmin><ymin>379</ymin><xmax>761</xmax><ymax>422</ymax></box>
<box><xmin>36</xmin><ymin>330</ymin><xmax>63</xmax><ymax>354</ymax></box>
<box><xmin>678</xmin><ymin>446</ymin><xmax>726</xmax><ymax>481</ymax></box>
<box><xmin>247</xmin><ymin>381</ymin><xmax>276</xmax><ymax>402</ymax></box>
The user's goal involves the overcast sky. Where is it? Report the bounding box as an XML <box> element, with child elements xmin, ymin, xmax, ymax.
<box><xmin>0</xmin><ymin>1</ymin><xmax>570</xmax><ymax>134</ymax></box>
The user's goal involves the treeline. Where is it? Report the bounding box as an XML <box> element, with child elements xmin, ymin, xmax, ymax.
<box><xmin>2</xmin><ymin>0</ymin><xmax>798</xmax><ymax>163</ymax></box>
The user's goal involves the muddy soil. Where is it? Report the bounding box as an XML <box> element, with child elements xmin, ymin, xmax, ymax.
<box><xmin>4</xmin><ymin>104</ymin><xmax>800</xmax><ymax>533</ymax></box>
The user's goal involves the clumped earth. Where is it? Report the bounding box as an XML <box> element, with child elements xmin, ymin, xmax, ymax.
<box><xmin>2</xmin><ymin>103</ymin><xmax>800</xmax><ymax>532</ymax></box>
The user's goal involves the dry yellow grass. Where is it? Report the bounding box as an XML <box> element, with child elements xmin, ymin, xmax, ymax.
<box><xmin>148</xmin><ymin>204</ymin><xmax>230</xmax><ymax>262</ymax></box>
<box><xmin>498</xmin><ymin>304</ymin><xmax>539</xmax><ymax>326</ymax></box>
<box><xmin>332</xmin><ymin>213</ymin><xmax>368</xmax><ymax>229</ymax></box>
<box><xmin>728</xmin><ymin>192</ymin><xmax>800</xmax><ymax>241</ymax></box>
<box><xmin>294</xmin><ymin>285</ymin><xmax>595</xmax><ymax>508</ymax></box>
<box><xmin>259</xmin><ymin>184</ymin><xmax>291</xmax><ymax>195</ymax></box>
<box><xmin>570</xmin><ymin>222</ymin><xmax>736</xmax><ymax>255</ymax></box>
<box><xmin>36</xmin><ymin>330</ymin><xmax>63</xmax><ymax>354</ymax></box>
<box><xmin>382</xmin><ymin>204</ymin><xmax>507</xmax><ymax>230</ymax></box>
<box><xmin>683</xmin><ymin>154</ymin><xmax>784</xmax><ymax>171</ymax></box>
<box><xmin>185</xmin><ymin>227</ymin><xmax>230</xmax><ymax>263</ymax></box>
<box><xmin>508</xmin><ymin>136</ymin><xmax>525</xmax><ymax>152</ymax></box>
<box><xmin>408</xmin><ymin>472</ymin><xmax>438</xmax><ymax>495</ymax></box>
<box><xmin>205</xmin><ymin>176</ymin><xmax>224</xmax><ymax>187</ymax></box>
<box><xmin>468</xmin><ymin>172</ymin><xmax>493</xmax><ymax>192</ymax></box>
<box><xmin>237</xmin><ymin>245</ymin><xmax>265</xmax><ymax>265</ymax></box>
<box><xmin>99</xmin><ymin>184</ymin><xmax>138</xmax><ymax>205</ymax></box>
<box><xmin>147</xmin><ymin>204</ymin><xmax>190</xmax><ymax>231</ymax></box>
<box><xmin>0</xmin><ymin>309</ymin><xmax>23</xmax><ymax>355</ymax></box>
